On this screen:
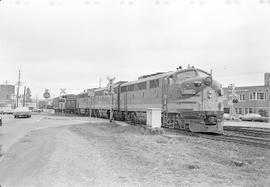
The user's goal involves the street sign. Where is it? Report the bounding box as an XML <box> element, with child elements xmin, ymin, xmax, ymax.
<box><xmin>43</xmin><ymin>89</ymin><xmax>50</xmax><ymax>99</ymax></box>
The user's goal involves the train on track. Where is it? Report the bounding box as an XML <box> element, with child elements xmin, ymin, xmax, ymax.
<box><xmin>52</xmin><ymin>66</ymin><xmax>224</xmax><ymax>133</ymax></box>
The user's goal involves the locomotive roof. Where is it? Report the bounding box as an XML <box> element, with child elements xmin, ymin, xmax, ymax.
<box><xmin>121</xmin><ymin>68</ymin><xmax>211</xmax><ymax>87</ymax></box>
<box><xmin>90</xmin><ymin>68</ymin><xmax>211</xmax><ymax>92</ymax></box>
<box><xmin>93</xmin><ymin>82</ymin><xmax>125</xmax><ymax>92</ymax></box>
<box><xmin>121</xmin><ymin>71</ymin><xmax>173</xmax><ymax>87</ymax></box>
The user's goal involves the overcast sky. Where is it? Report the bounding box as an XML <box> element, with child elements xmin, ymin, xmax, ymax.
<box><xmin>0</xmin><ymin>0</ymin><xmax>270</xmax><ymax>99</ymax></box>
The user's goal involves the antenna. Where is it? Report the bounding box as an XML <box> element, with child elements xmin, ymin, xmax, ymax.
<box><xmin>99</xmin><ymin>78</ymin><xmax>102</xmax><ymax>88</ymax></box>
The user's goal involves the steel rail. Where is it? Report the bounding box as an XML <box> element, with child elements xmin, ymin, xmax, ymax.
<box><xmin>163</xmin><ymin>128</ymin><xmax>270</xmax><ymax>149</ymax></box>
<box><xmin>199</xmin><ymin>134</ymin><xmax>270</xmax><ymax>149</ymax></box>
<box><xmin>223</xmin><ymin>126</ymin><xmax>270</xmax><ymax>138</ymax></box>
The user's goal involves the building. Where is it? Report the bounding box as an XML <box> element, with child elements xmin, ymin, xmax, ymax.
<box><xmin>223</xmin><ymin>73</ymin><xmax>270</xmax><ymax>117</ymax></box>
<box><xmin>0</xmin><ymin>84</ymin><xmax>15</xmax><ymax>107</ymax></box>
<box><xmin>265</xmin><ymin>73</ymin><xmax>270</xmax><ymax>86</ymax></box>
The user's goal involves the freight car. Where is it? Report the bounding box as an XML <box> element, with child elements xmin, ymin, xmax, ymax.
<box><xmin>52</xmin><ymin>94</ymin><xmax>77</xmax><ymax>114</ymax></box>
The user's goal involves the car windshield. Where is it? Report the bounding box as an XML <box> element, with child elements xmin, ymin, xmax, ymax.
<box><xmin>248</xmin><ymin>114</ymin><xmax>261</xmax><ymax>117</ymax></box>
<box><xmin>15</xmin><ymin>107</ymin><xmax>29</xmax><ymax>111</ymax></box>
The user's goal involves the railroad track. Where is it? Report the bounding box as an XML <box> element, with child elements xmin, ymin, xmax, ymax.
<box><xmin>124</xmin><ymin>122</ymin><xmax>270</xmax><ymax>149</ymax></box>
<box><xmin>198</xmin><ymin>133</ymin><xmax>270</xmax><ymax>149</ymax></box>
<box><xmin>164</xmin><ymin>128</ymin><xmax>270</xmax><ymax>149</ymax></box>
<box><xmin>223</xmin><ymin>126</ymin><xmax>270</xmax><ymax>139</ymax></box>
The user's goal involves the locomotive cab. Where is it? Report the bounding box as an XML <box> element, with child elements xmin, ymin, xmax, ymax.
<box><xmin>163</xmin><ymin>68</ymin><xmax>224</xmax><ymax>133</ymax></box>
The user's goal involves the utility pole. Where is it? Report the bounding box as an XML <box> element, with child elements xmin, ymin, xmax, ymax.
<box><xmin>36</xmin><ymin>95</ymin><xmax>38</xmax><ymax>109</ymax></box>
<box><xmin>16</xmin><ymin>70</ymin><xmax>21</xmax><ymax>107</ymax></box>
<box><xmin>267</xmin><ymin>89</ymin><xmax>270</xmax><ymax>123</ymax></box>
<box><xmin>23</xmin><ymin>86</ymin><xmax>26</xmax><ymax>107</ymax></box>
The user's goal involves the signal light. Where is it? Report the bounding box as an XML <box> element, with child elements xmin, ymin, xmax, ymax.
<box><xmin>208</xmin><ymin>90</ymin><xmax>212</xmax><ymax>99</ymax></box>
<box><xmin>232</xmin><ymin>99</ymin><xmax>239</xmax><ymax>103</ymax></box>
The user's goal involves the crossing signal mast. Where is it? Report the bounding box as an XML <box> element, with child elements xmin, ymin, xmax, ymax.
<box><xmin>59</xmin><ymin>88</ymin><xmax>66</xmax><ymax>116</ymax></box>
<box><xmin>228</xmin><ymin>84</ymin><xmax>238</xmax><ymax>119</ymax></box>
<box><xmin>107</xmin><ymin>77</ymin><xmax>115</xmax><ymax>122</ymax></box>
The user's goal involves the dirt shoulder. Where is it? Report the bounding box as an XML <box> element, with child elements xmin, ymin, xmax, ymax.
<box><xmin>71</xmin><ymin>123</ymin><xmax>270</xmax><ymax>187</ymax></box>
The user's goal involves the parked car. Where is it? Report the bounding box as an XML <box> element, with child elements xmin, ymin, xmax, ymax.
<box><xmin>223</xmin><ymin>113</ymin><xmax>240</xmax><ymax>120</ymax></box>
<box><xmin>13</xmin><ymin>107</ymin><xmax>31</xmax><ymax>118</ymax></box>
<box><xmin>33</xmin><ymin>108</ymin><xmax>42</xmax><ymax>113</ymax></box>
<box><xmin>223</xmin><ymin>113</ymin><xmax>230</xmax><ymax>120</ymax></box>
<box><xmin>3</xmin><ymin>107</ymin><xmax>13</xmax><ymax>114</ymax></box>
<box><xmin>239</xmin><ymin>113</ymin><xmax>268</xmax><ymax>122</ymax></box>
<box><xmin>0</xmin><ymin>107</ymin><xmax>13</xmax><ymax>114</ymax></box>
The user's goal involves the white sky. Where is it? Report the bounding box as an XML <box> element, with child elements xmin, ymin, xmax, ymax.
<box><xmin>0</xmin><ymin>0</ymin><xmax>270</xmax><ymax>99</ymax></box>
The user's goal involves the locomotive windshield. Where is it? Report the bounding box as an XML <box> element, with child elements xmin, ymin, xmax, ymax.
<box><xmin>175</xmin><ymin>70</ymin><xmax>197</xmax><ymax>81</ymax></box>
<box><xmin>196</xmin><ymin>70</ymin><xmax>210</xmax><ymax>77</ymax></box>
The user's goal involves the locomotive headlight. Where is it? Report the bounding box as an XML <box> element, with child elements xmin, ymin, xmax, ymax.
<box><xmin>204</xmin><ymin>77</ymin><xmax>212</xmax><ymax>86</ymax></box>
<box><xmin>208</xmin><ymin>90</ymin><xmax>212</xmax><ymax>99</ymax></box>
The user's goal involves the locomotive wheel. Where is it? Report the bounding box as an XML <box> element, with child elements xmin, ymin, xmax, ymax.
<box><xmin>130</xmin><ymin>112</ymin><xmax>137</xmax><ymax>124</ymax></box>
<box><xmin>185</xmin><ymin>124</ymin><xmax>191</xmax><ymax>131</ymax></box>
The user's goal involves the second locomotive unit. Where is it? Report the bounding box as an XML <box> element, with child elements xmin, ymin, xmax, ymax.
<box><xmin>55</xmin><ymin>66</ymin><xmax>224</xmax><ymax>133</ymax></box>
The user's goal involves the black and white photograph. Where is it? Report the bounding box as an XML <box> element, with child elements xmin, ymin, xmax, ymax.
<box><xmin>0</xmin><ymin>0</ymin><xmax>270</xmax><ymax>186</ymax></box>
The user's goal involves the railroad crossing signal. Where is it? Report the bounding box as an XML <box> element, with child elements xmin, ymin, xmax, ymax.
<box><xmin>60</xmin><ymin>88</ymin><xmax>66</xmax><ymax>96</ymax></box>
<box><xmin>106</xmin><ymin>77</ymin><xmax>115</xmax><ymax>94</ymax></box>
<box><xmin>106</xmin><ymin>76</ymin><xmax>116</xmax><ymax>123</ymax></box>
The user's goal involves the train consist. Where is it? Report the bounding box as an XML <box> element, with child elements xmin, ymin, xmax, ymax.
<box><xmin>52</xmin><ymin>66</ymin><xmax>224</xmax><ymax>133</ymax></box>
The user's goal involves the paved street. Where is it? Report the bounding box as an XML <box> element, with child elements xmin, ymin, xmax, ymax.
<box><xmin>0</xmin><ymin>114</ymin><xmax>270</xmax><ymax>187</ymax></box>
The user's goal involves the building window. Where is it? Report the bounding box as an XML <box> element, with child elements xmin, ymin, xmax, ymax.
<box><xmin>257</xmin><ymin>92</ymin><xmax>266</xmax><ymax>100</ymax></box>
<box><xmin>239</xmin><ymin>94</ymin><xmax>246</xmax><ymax>101</ymax></box>
<box><xmin>249</xmin><ymin>108</ymin><xmax>253</xmax><ymax>113</ymax></box>
<box><xmin>235</xmin><ymin>108</ymin><xmax>242</xmax><ymax>114</ymax></box>
<box><xmin>249</xmin><ymin>92</ymin><xmax>257</xmax><ymax>100</ymax></box>
<box><xmin>249</xmin><ymin>92</ymin><xmax>267</xmax><ymax>101</ymax></box>
<box><xmin>239</xmin><ymin>108</ymin><xmax>242</xmax><ymax>114</ymax></box>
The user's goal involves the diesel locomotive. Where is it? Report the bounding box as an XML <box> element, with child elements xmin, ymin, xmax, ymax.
<box><xmin>54</xmin><ymin>66</ymin><xmax>224</xmax><ymax>133</ymax></box>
